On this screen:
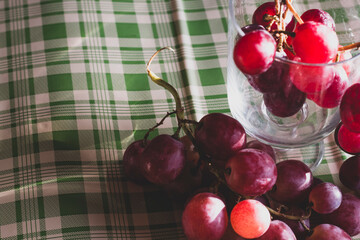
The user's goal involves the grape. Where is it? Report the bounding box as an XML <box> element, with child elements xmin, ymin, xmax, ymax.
<box><xmin>335</xmin><ymin>122</ymin><xmax>360</xmax><ymax>155</ymax></box>
<box><xmin>245</xmin><ymin>139</ymin><xmax>276</xmax><ymax>161</ymax></box>
<box><xmin>225</xmin><ymin>149</ymin><xmax>277</xmax><ymax>196</ymax></box>
<box><xmin>268</xmin><ymin>160</ymin><xmax>313</xmax><ymax>204</ymax></box>
<box><xmin>233</xmin><ymin>29</ymin><xmax>276</xmax><ymax>75</ymax></box>
<box><xmin>241</xmin><ymin>24</ymin><xmax>265</xmax><ymax>34</ymax></box>
<box><xmin>306</xmin><ymin>224</ymin><xmax>351</xmax><ymax>240</ymax></box>
<box><xmin>289</xmin><ymin>56</ymin><xmax>335</xmax><ymax>94</ymax></box>
<box><xmin>255</xmin><ymin>220</ymin><xmax>296</xmax><ymax>240</ymax></box>
<box><xmin>307</xmin><ymin>67</ymin><xmax>348</xmax><ymax>108</ymax></box>
<box><xmin>300</xmin><ymin>9</ymin><xmax>336</xmax><ymax>31</ymax></box>
<box><xmin>340</xmin><ymin>83</ymin><xmax>360</xmax><ymax>133</ymax></box>
<box><xmin>293</xmin><ymin>21</ymin><xmax>339</xmax><ymax>63</ymax></box>
<box><xmin>339</xmin><ymin>155</ymin><xmax>360</xmax><ymax>191</ymax></box>
<box><xmin>252</xmin><ymin>2</ymin><xmax>293</xmax><ymax>31</ymax></box>
<box><xmin>308</xmin><ymin>182</ymin><xmax>342</xmax><ymax>214</ymax></box>
<box><xmin>182</xmin><ymin>192</ymin><xmax>228</xmax><ymax>240</ymax></box>
<box><xmin>322</xmin><ymin>193</ymin><xmax>360</xmax><ymax>236</ymax></box>
<box><xmin>195</xmin><ymin>113</ymin><xmax>246</xmax><ymax>167</ymax></box>
<box><xmin>123</xmin><ymin>140</ymin><xmax>148</xmax><ymax>184</ymax></box>
<box><xmin>221</xmin><ymin>224</ymin><xmax>247</xmax><ymax>240</ymax></box>
<box><xmin>141</xmin><ymin>134</ymin><xmax>185</xmax><ymax>185</ymax></box>
<box><xmin>245</xmin><ymin>59</ymin><xmax>288</xmax><ymax>93</ymax></box>
<box><xmin>263</xmin><ymin>74</ymin><xmax>306</xmax><ymax>117</ymax></box>
<box><xmin>230</xmin><ymin>199</ymin><xmax>271</xmax><ymax>239</ymax></box>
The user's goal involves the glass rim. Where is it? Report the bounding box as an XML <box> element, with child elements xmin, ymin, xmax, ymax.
<box><xmin>228</xmin><ymin>0</ymin><xmax>360</xmax><ymax>67</ymax></box>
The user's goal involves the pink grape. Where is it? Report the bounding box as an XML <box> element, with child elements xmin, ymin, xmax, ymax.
<box><xmin>306</xmin><ymin>224</ymin><xmax>351</xmax><ymax>240</ymax></box>
<box><xmin>289</xmin><ymin>56</ymin><xmax>335</xmax><ymax>94</ymax></box>
<box><xmin>230</xmin><ymin>199</ymin><xmax>271</xmax><ymax>239</ymax></box>
<box><xmin>255</xmin><ymin>220</ymin><xmax>296</xmax><ymax>240</ymax></box>
<box><xmin>268</xmin><ymin>160</ymin><xmax>313</xmax><ymax>204</ymax></box>
<box><xmin>123</xmin><ymin>140</ymin><xmax>148</xmax><ymax>184</ymax></box>
<box><xmin>307</xmin><ymin>67</ymin><xmax>348</xmax><ymax>108</ymax></box>
<box><xmin>322</xmin><ymin>193</ymin><xmax>360</xmax><ymax>236</ymax></box>
<box><xmin>225</xmin><ymin>148</ymin><xmax>277</xmax><ymax>196</ymax></box>
<box><xmin>335</xmin><ymin>122</ymin><xmax>360</xmax><ymax>154</ymax></box>
<box><xmin>300</xmin><ymin>9</ymin><xmax>336</xmax><ymax>31</ymax></box>
<box><xmin>340</xmin><ymin>83</ymin><xmax>360</xmax><ymax>133</ymax></box>
<box><xmin>141</xmin><ymin>134</ymin><xmax>185</xmax><ymax>185</ymax></box>
<box><xmin>233</xmin><ymin>29</ymin><xmax>276</xmax><ymax>75</ymax></box>
<box><xmin>339</xmin><ymin>155</ymin><xmax>360</xmax><ymax>191</ymax></box>
<box><xmin>195</xmin><ymin>113</ymin><xmax>246</xmax><ymax>167</ymax></box>
<box><xmin>308</xmin><ymin>182</ymin><xmax>342</xmax><ymax>214</ymax></box>
<box><xmin>182</xmin><ymin>192</ymin><xmax>228</xmax><ymax>240</ymax></box>
<box><xmin>293</xmin><ymin>21</ymin><xmax>339</xmax><ymax>63</ymax></box>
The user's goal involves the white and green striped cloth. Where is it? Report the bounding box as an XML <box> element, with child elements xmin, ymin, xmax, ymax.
<box><xmin>0</xmin><ymin>0</ymin><xmax>358</xmax><ymax>239</ymax></box>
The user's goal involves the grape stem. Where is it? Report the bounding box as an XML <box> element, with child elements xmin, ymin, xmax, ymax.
<box><xmin>265</xmin><ymin>205</ymin><xmax>312</xmax><ymax>221</ymax></box>
<box><xmin>146</xmin><ymin>47</ymin><xmax>196</xmax><ymax>142</ymax></box>
<box><xmin>285</xmin><ymin>0</ymin><xmax>304</xmax><ymax>24</ymax></box>
<box><xmin>338</xmin><ymin>42</ymin><xmax>360</xmax><ymax>51</ymax></box>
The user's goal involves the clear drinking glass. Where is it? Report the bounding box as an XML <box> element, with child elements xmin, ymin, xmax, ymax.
<box><xmin>227</xmin><ymin>0</ymin><xmax>360</xmax><ymax>169</ymax></box>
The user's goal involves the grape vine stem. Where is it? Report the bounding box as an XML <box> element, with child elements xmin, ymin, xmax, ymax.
<box><xmin>146</xmin><ymin>47</ymin><xmax>196</xmax><ymax>143</ymax></box>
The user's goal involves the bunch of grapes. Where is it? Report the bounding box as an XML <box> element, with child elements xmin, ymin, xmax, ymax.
<box><xmin>123</xmin><ymin>1</ymin><xmax>360</xmax><ymax>239</ymax></box>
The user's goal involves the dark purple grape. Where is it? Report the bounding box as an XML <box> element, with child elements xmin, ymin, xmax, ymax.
<box><xmin>322</xmin><ymin>193</ymin><xmax>360</xmax><ymax>236</ymax></box>
<box><xmin>268</xmin><ymin>160</ymin><xmax>313</xmax><ymax>204</ymax></box>
<box><xmin>246</xmin><ymin>139</ymin><xmax>276</xmax><ymax>161</ymax></box>
<box><xmin>339</xmin><ymin>155</ymin><xmax>360</xmax><ymax>191</ymax></box>
<box><xmin>241</xmin><ymin>24</ymin><xmax>265</xmax><ymax>34</ymax></box>
<box><xmin>141</xmin><ymin>134</ymin><xmax>185</xmax><ymax>185</ymax></box>
<box><xmin>123</xmin><ymin>140</ymin><xmax>148</xmax><ymax>184</ymax></box>
<box><xmin>246</xmin><ymin>60</ymin><xmax>287</xmax><ymax>93</ymax></box>
<box><xmin>255</xmin><ymin>220</ymin><xmax>296</xmax><ymax>240</ymax></box>
<box><xmin>300</xmin><ymin>9</ymin><xmax>336</xmax><ymax>31</ymax></box>
<box><xmin>182</xmin><ymin>192</ymin><xmax>228</xmax><ymax>240</ymax></box>
<box><xmin>195</xmin><ymin>113</ymin><xmax>246</xmax><ymax>167</ymax></box>
<box><xmin>225</xmin><ymin>149</ymin><xmax>277</xmax><ymax>196</ymax></box>
<box><xmin>309</xmin><ymin>182</ymin><xmax>342</xmax><ymax>214</ymax></box>
<box><xmin>306</xmin><ymin>224</ymin><xmax>351</xmax><ymax>240</ymax></box>
<box><xmin>263</xmin><ymin>76</ymin><xmax>306</xmax><ymax>118</ymax></box>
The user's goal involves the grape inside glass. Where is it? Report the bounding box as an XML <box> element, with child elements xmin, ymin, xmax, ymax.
<box><xmin>227</xmin><ymin>0</ymin><xmax>360</xmax><ymax>169</ymax></box>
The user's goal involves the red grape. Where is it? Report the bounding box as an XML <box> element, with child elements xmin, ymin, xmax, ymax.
<box><xmin>195</xmin><ymin>113</ymin><xmax>246</xmax><ymax>167</ymax></box>
<box><xmin>233</xmin><ymin>29</ymin><xmax>276</xmax><ymax>75</ymax></box>
<box><xmin>123</xmin><ymin>140</ymin><xmax>148</xmax><ymax>184</ymax></box>
<box><xmin>335</xmin><ymin>122</ymin><xmax>360</xmax><ymax>154</ymax></box>
<box><xmin>230</xmin><ymin>199</ymin><xmax>271</xmax><ymax>239</ymax></box>
<box><xmin>182</xmin><ymin>192</ymin><xmax>228</xmax><ymax>240</ymax></box>
<box><xmin>252</xmin><ymin>2</ymin><xmax>294</xmax><ymax>31</ymax></box>
<box><xmin>339</xmin><ymin>155</ymin><xmax>360</xmax><ymax>191</ymax></box>
<box><xmin>340</xmin><ymin>83</ymin><xmax>360</xmax><ymax>133</ymax></box>
<box><xmin>268</xmin><ymin>160</ymin><xmax>313</xmax><ymax>204</ymax></box>
<box><xmin>308</xmin><ymin>182</ymin><xmax>342</xmax><ymax>214</ymax></box>
<box><xmin>300</xmin><ymin>9</ymin><xmax>336</xmax><ymax>31</ymax></box>
<box><xmin>307</xmin><ymin>67</ymin><xmax>348</xmax><ymax>108</ymax></box>
<box><xmin>289</xmin><ymin>56</ymin><xmax>335</xmax><ymax>94</ymax></box>
<box><xmin>293</xmin><ymin>21</ymin><xmax>339</xmax><ymax>63</ymax></box>
<box><xmin>241</xmin><ymin>24</ymin><xmax>265</xmax><ymax>34</ymax></box>
<box><xmin>245</xmin><ymin>139</ymin><xmax>276</xmax><ymax>161</ymax></box>
<box><xmin>322</xmin><ymin>193</ymin><xmax>360</xmax><ymax>236</ymax></box>
<box><xmin>141</xmin><ymin>134</ymin><xmax>185</xmax><ymax>185</ymax></box>
<box><xmin>255</xmin><ymin>220</ymin><xmax>296</xmax><ymax>240</ymax></box>
<box><xmin>306</xmin><ymin>224</ymin><xmax>351</xmax><ymax>240</ymax></box>
<box><xmin>225</xmin><ymin>148</ymin><xmax>277</xmax><ymax>196</ymax></box>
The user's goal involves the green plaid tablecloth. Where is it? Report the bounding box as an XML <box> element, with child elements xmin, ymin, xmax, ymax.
<box><xmin>0</xmin><ymin>0</ymin><xmax>358</xmax><ymax>239</ymax></box>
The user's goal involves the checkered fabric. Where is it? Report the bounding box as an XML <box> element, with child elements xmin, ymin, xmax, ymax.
<box><xmin>0</xmin><ymin>0</ymin><xmax>358</xmax><ymax>239</ymax></box>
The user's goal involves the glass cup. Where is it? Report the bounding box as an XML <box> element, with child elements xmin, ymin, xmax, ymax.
<box><xmin>227</xmin><ymin>0</ymin><xmax>360</xmax><ymax>169</ymax></box>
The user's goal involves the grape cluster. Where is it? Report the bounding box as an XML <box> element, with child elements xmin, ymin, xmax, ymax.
<box><xmin>122</xmin><ymin>1</ymin><xmax>360</xmax><ymax>239</ymax></box>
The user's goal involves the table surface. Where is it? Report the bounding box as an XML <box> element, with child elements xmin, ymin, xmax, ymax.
<box><xmin>0</xmin><ymin>0</ymin><xmax>359</xmax><ymax>239</ymax></box>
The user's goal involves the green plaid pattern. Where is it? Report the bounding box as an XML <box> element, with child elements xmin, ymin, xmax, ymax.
<box><xmin>0</xmin><ymin>0</ymin><xmax>358</xmax><ymax>239</ymax></box>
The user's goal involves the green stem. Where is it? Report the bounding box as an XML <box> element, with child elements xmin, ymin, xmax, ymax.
<box><xmin>146</xmin><ymin>47</ymin><xmax>196</xmax><ymax>143</ymax></box>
